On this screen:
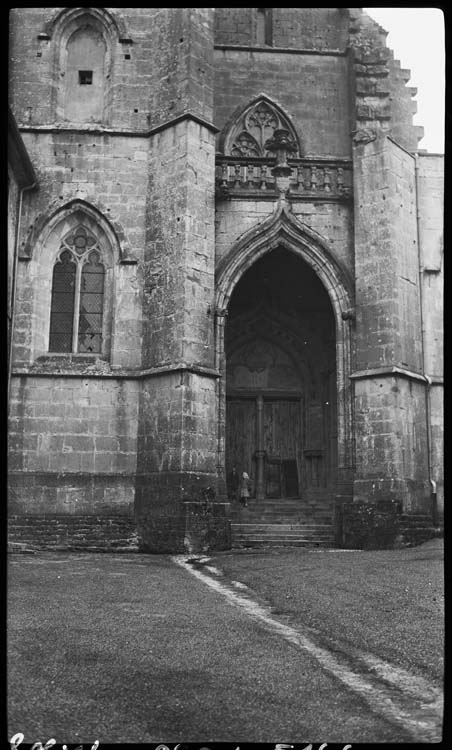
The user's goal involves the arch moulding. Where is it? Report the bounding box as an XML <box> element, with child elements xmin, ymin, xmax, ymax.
<box><xmin>20</xmin><ymin>197</ymin><xmax>137</xmax><ymax>264</ymax></box>
<box><xmin>215</xmin><ymin>204</ymin><xmax>355</xmax><ymax>484</ymax></box>
<box><xmin>44</xmin><ymin>7</ymin><xmax>131</xmax><ymax>44</ymax></box>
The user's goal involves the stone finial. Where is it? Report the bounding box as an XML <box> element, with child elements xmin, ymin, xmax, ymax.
<box><xmin>265</xmin><ymin>128</ymin><xmax>298</xmax><ymax>176</ymax></box>
<box><xmin>265</xmin><ymin>129</ymin><xmax>297</xmax><ymax>198</ymax></box>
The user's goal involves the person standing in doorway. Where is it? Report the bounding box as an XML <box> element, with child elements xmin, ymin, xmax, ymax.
<box><xmin>240</xmin><ymin>471</ymin><xmax>251</xmax><ymax>507</ymax></box>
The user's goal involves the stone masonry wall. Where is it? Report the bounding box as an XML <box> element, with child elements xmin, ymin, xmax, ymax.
<box><xmin>8</xmin><ymin>515</ymin><xmax>138</xmax><ymax>552</ymax></box>
<box><xmin>136</xmin><ymin>372</ymin><xmax>218</xmax><ymax>506</ymax></box>
<box><xmin>135</xmin><ymin>9</ymin><xmax>222</xmax><ymax>552</ymax></box>
<box><xmin>9</xmin><ymin>376</ymin><xmax>139</xmax><ymax>514</ymax></box>
<box><xmin>417</xmin><ymin>155</ymin><xmax>444</xmax><ymax>376</ymax></box>
<box><xmin>272</xmin><ymin>8</ymin><xmax>349</xmax><ymax>50</ymax></box>
<box><xmin>8</xmin><ymin>8</ymin><xmax>147</xmax><ymax>546</ymax></box>
<box><xmin>7</xmin><ymin>165</ymin><xmax>20</xmax><ymax>348</ymax></box>
<box><xmin>144</xmin><ymin>119</ymin><xmax>216</xmax><ymax>369</ymax></box>
<box><xmin>353</xmin><ymin>375</ymin><xmax>429</xmax><ymax>510</ymax></box>
<box><xmin>352</xmin><ymin>135</ymin><xmax>430</xmax><ymax>511</ymax></box>
<box><xmin>214</xmin><ymin>49</ymin><xmax>351</xmax><ymax>158</ymax></box>
<box><xmin>9</xmin><ymin>8</ymin><xmax>213</xmax><ymax>132</ymax></box>
<box><xmin>141</xmin><ymin>9</ymin><xmax>215</xmax><ymax>371</ymax></box>
<box><xmin>417</xmin><ymin>154</ymin><xmax>444</xmax><ymax>515</ymax></box>
<box><xmin>17</xmin><ymin>130</ymin><xmax>147</xmax><ymax>280</ymax></box>
<box><xmin>354</xmin><ymin>136</ymin><xmax>422</xmax><ymax>373</ymax></box>
<box><xmin>214</xmin><ymin>8</ymin><xmax>349</xmax><ymax>51</ymax></box>
<box><xmin>10</xmin><ymin>129</ymin><xmax>146</xmax><ymax>374</ymax></box>
<box><xmin>135</xmin><ymin>371</ymin><xmax>221</xmax><ymax>552</ymax></box>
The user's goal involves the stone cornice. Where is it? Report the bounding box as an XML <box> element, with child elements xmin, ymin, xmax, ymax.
<box><xmin>11</xmin><ymin>362</ymin><xmax>220</xmax><ymax>380</ymax></box>
<box><xmin>214</xmin><ymin>44</ymin><xmax>347</xmax><ymax>57</ymax></box>
<box><xmin>19</xmin><ymin>125</ymin><xmax>151</xmax><ymax>138</ymax></box>
<box><xmin>350</xmin><ymin>366</ymin><xmax>438</xmax><ymax>384</ymax></box>
<box><xmin>15</xmin><ymin>365</ymin><xmax>441</xmax><ymax>385</ymax></box>
<box><xmin>18</xmin><ymin>112</ymin><xmax>219</xmax><ymax>139</ymax></box>
<box><xmin>147</xmin><ymin>112</ymin><xmax>219</xmax><ymax>136</ymax></box>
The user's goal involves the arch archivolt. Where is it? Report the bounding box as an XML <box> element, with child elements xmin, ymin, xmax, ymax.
<box><xmin>215</xmin><ymin>204</ymin><xmax>354</xmax><ymax>482</ymax></box>
<box><xmin>216</xmin><ymin>204</ymin><xmax>353</xmax><ymax>320</ymax></box>
<box><xmin>21</xmin><ymin>198</ymin><xmax>134</xmax><ymax>263</ymax></box>
<box><xmin>44</xmin><ymin>7</ymin><xmax>129</xmax><ymax>43</ymax></box>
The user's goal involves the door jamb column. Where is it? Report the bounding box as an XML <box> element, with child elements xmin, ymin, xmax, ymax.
<box><xmin>255</xmin><ymin>394</ymin><xmax>265</xmax><ymax>500</ymax></box>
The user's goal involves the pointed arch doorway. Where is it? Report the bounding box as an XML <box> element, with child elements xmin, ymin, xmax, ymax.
<box><xmin>225</xmin><ymin>247</ymin><xmax>337</xmax><ymax>512</ymax></box>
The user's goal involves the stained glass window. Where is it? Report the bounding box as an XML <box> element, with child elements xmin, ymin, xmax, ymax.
<box><xmin>49</xmin><ymin>227</ymin><xmax>106</xmax><ymax>354</ymax></box>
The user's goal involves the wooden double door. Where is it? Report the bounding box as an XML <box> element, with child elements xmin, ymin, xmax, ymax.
<box><xmin>226</xmin><ymin>395</ymin><xmax>302</xmax><ymax>499</ymax></box>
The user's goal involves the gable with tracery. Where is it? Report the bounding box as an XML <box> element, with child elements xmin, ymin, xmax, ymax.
<box><xmin>220</xmin><ymin>96</ymin><xmax>302</xmax><ymax>157</ymax></box>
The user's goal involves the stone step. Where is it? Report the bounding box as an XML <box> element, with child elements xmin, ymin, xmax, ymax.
<box><xmin>231</xmin><ymin>515</ymin><xmax>333</xmax><ymax>524</ymax></box>
<box><xmin>233</xmin><ymin>534</ymin><xmax>333</xmax><ymax>540</ymax></box>
<box><xmin>232</xmin><ymin>523</ymin><xmax>333</xmax><ymax>530</ymax></box>
<box><xmin>231</xmin><ymin>521</ymin><xmax>335</xmax><ymax>548</ymax></box>
<box><xmin>233</xmin><ymin>515</ymin><xmax>333</xmax><ymax>521</ymax></box>
<box><xmin>231</xmin><ymin>510</ymin><xmax>331</xmax><ymax>514</ymax></box>
<box><xmin>233</xmin><ymin>537</ymin><xmax>334</xmax><ymax>543</ymax></box>
<box><xmin>233</xmin><ymin>529</ymin><xmax>333</xmax><ymax>535</ymax></box>
<box><xmin>233</xmin><ymin>502</ymin><xmax>333</xmax><ymax>508</ymax></box>
<box><xmin>233</xmin><ymin>539</ymin><xmax>333</xmax><ymax>548</ymax></box>
<box><xmin>232</xmin><ymin>506</ymin><xmax>332</xmax><ymax>510</ymax></box>
<box><xmin>233</xmin><ymin>505</ymin><xmax>333</xmax><ymax>511</ymax></box>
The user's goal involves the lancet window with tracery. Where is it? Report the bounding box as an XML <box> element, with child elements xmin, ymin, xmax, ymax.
<box><xmin>49</xmin><ymin>226</ymin><xmax>105</xmax><ymax>353</ymax></box>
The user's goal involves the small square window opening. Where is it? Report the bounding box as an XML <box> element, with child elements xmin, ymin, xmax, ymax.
<box><xmin>79</xmin><ymin>70</ymin><xmax>93</xmax><ymax>85</ymax></box>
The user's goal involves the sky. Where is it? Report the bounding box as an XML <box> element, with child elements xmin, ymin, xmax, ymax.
<box><xmin>365</xmin><ymin>7</ymin><xmax>445</xmax><ymax>153</ymax></box>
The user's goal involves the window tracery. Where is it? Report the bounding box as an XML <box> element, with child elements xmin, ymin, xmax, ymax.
<box><xmin>49</xmin><ymin>226</ymin><xmax>105</xmax><ymax>354</ymax></box>
<box><xmin>224</xmin><ymin>98</ymin><xmax>301</xmax><ymax>157</ymax></box>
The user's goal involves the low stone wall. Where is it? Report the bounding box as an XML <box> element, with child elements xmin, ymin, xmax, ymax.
<box><xmin>336</xmin><ymin>500</ymin><xmax>441</xmax><ymax>550</ymax></box>
<box><xmin>8</xmin><ymin>502</ymin><xmax>232</xmax><ymax>554</ymax></box>
<box><xmin>8</xmin><ymin>514</ymin><xmax>139</xmax><ymax>552</ymax></box>
<box><xmin>396</xmin><ymin>514</ymin><xmax>443</xmax><ymax>548</ymax></box>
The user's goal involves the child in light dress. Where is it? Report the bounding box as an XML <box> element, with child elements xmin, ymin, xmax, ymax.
<box><xmin>239</xmin><ymin>472</ymin><xmax>251</xmax><ymax>507</ymax></box>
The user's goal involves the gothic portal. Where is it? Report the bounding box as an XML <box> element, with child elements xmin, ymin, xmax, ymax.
<box><xmin>225</xmin><ymin>249</ymin><xmax>337</xmax><ymax>507</ymax></box>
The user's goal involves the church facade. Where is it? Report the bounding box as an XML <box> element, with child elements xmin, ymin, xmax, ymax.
<box><xmin>8</xmin><ymin>8</ymin><xmax>443</xmax><ymax>551</ymax></box>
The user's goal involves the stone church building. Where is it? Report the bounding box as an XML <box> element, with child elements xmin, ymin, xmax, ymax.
<box><xmin>8</xmin><ymin>8</ymin><xmax>443</xmax><ymax>552</ymax></box>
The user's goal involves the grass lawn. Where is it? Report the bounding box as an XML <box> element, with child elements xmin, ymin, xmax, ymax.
<box><xmin>211</xmin><ymin>538</ymin><xmax>444</xmax><ymax>683</ymax></box>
